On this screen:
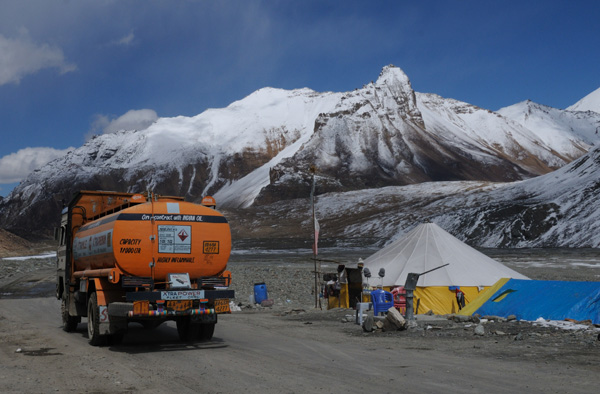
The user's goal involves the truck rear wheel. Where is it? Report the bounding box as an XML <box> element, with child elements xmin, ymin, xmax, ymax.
<box><xmin>61</xmin><ymin>297</ymin><xmax>80</xmax><ymax>332</ymax></box>
<box><xmin>176</xmin><ymin>316</ymin><xmax>200</xmax><ymax>342</ymax></box>
<box><xmin>199</xmin><ymin>323</ymin><xmax>215</xmax><ymax>341</ymax></box>
<box><xmin>87</xmin><ymin>293</ymin><xmax>105</xmax><ymax>346</ymax></box>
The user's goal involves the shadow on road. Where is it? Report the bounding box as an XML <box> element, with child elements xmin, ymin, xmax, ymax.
<box><xmin>64</xmin><ymin>321</ymin><xmax>229</xmax><ymax>354</ymax></box>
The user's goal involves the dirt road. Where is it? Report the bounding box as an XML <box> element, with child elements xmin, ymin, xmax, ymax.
<box><xmin>0</xmin><ymin>295</ymin><xmax>599</xmax><ymax>394</ymax></box>
<box><xmin>1</xmin><ymin>251</ymin><xmax>599</xmax><ymax>393</ymax></box>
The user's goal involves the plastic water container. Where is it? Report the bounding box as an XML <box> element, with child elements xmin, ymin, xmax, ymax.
<box><xmin>254</xmin><ymin>283</ymin><xmax>268</xmax><ymax>304</ymax></box>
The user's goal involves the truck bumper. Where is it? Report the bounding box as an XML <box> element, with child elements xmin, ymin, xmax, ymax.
<box><xmin>108</xmin><ymin>289</ymin><xmax>234</xmax><ymax>318</ymax></box>
<box><xmin>125</xmin><ymin>289</ymin><xmax>234</xmax><ymax>302</ymax></box>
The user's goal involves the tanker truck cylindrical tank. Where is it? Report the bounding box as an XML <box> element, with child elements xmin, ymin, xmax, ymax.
<box><xmin>72</xmin><ymin>201</ymin><xmax>231</xmax><ymax>279</ymax></box>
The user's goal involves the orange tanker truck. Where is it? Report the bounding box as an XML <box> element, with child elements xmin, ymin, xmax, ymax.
<box><xmin>55</xmin><ymin>190</ymin><xmax>234</xmax><ymax>346</ymax></box>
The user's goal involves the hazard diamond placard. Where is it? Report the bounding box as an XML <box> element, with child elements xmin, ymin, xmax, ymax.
<box><xmin>158</xmin><ymin>225</ymin><xmax>191</xmax><ymax>254</ymax></box>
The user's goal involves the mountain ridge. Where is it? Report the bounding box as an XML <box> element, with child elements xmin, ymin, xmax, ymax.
<box><xmin>1</xmin><ymin>65</ymin><xmax>599</xmax><ymax>246</ymax></box>
<box><xmin>227</xmin><ymin>145</ymin><xmax>600</xmax><ymax>248</ymax></box>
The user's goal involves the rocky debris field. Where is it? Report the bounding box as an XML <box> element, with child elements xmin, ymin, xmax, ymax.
<box><xmin>0</xmin><ymin>256</ymin><xmax>56</xmax><ymax>299</ymax></box>
<box><xmin>0</xmin><ymin>229</ymin><xmax>37</xmax><ymax>257</ymax></box>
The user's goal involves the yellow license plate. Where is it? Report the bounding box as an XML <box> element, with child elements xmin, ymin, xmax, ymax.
<box><xmin>214</xmin><ymin>298</ymin><xmax>230</xmax><ymax>314</ymax></box>
<box><xmin>166</xmin><ymin>300</ymin><xmax>192</xmax><ymax>312</ymax></box>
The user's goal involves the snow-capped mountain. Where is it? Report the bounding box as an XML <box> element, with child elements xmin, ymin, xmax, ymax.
<box><xmin>498</xmin><ymin>100</ymin><xmax>600</xmax><ymax>155</ymax></box>
<box><xmin>0</xmin><ymin>87</ymin><xmax>344</xmax><ymax>237</ymax></box>
<box><xmin>566</xmin><ymin>87</ymin><xmax>600</xmax><ymax>113</ymax></box>
<box><xmin>1</xmin><ymin>65</ymin><xmax>599</xmax><ymax>244</ymax></box>
<box><xmin>252</xmin><ymin>67</ymin><xmax>591</xmax><ymax>205</ymax></box>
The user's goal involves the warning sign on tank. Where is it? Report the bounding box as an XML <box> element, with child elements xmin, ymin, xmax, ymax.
<box><xmin>158</xmin><ymin>225</ymin><xmax>191</xmax><ymax>254</ymax></box>
<box><xmin>203</xmin><ymin>241</ymin><xmax>219</xmax><ymax>254</ymax></box>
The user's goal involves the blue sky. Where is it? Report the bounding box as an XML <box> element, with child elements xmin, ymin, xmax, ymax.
<box><xmin>1</xmin><ymin>0</ymin><xmax>599</xmax><ymax>196</ymax></box>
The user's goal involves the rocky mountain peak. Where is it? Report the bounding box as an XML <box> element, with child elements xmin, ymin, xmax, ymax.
<box><xmin>374</xmin><ymin>65</ymin><xmax>415</xmax><ymax>98</ymax></box>
<box><xmin>365</xmin><ymin>64</ymin><xmax>421</xmax><ymax>123</ymax></box>
<box><xmin>376</xmin><ymin>64</ymin><xmax>410</xmax><ymax>86</ymax></box>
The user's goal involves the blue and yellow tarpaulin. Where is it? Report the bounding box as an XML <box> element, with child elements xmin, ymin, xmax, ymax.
<box><xmin>461</xmin><ymin>279</ymin><xmax>600</xmax><ymax>324</ymax></box>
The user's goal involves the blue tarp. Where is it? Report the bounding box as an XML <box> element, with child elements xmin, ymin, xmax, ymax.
<box><xmin>473</xmin><ymin>279</ymin><xmax>600</xmax><ymax>324</ymax></box>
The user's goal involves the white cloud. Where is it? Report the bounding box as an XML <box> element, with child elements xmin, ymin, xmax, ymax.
<box><xmin>0</xmin><ymin>147</ymin><xmax>74</xmax><ymax>184</ymax></box>
<box><xmin>117</xmin><ymin>31</ymin><xmax>135</xmax><ymax>46</ymax></box>
<box><xmin>87</xmin><ymin>109</ymin><xmax>158</xmax><ymax>140</ymax></box>
<box><xmin>108</xmin><ymin>31</ymin><xmax>135</xmax><ymax>47</ymax></box>
<box><xmin>0</xmin><ymin>31</ymin><xmax>77</xmax><ymax>86</ymax></box>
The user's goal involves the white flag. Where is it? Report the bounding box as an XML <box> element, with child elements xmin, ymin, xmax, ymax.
<box><xmin>313</xmin><ymin>216</ymin><xmax>320</xmax><ymax>255</ymax></box>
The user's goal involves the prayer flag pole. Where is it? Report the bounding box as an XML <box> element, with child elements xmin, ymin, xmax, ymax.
<box><xmin>310</xmin><ymin>165</ymin><xmax>321</xmax><ymax>309</ymax></box>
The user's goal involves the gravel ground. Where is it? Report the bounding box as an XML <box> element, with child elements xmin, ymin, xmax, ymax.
<box><xmin>2</xmin><ymin>247</ymin><xmax>600</xmax><ymax>308</ymax></box>
<box><xmin>227</xmin><ymin>247</ymin><xmax>600</xmax><ymax>308</ymax></box>
<box><xmin>227</xmin><ymin>251</ymin><xmax>321</xmax><ymax>310</ymax></box>
<box><xmin>1</xmin><ymin>247</ymin><xmax>599</xmax><ymax>350</ymax></box>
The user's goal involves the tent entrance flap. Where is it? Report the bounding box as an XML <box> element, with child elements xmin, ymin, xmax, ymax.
<box><xmin>414</xmin><ymin>286</ymin><xmax>484</xmax><ymax>315</ymax></box>
<box><xmin>325</xmin><ymin>267</ymin><xmax>364</xmax><ymax>309</ymax></box>
<box><xmin>346</xmin><ymin>268</ymin><xmax>363</xmax><ymax>309</ymax></box>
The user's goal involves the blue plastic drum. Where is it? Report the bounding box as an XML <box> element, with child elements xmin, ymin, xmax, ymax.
<box><xmin>254</xmin><ymin>283</ymin><xmax>268</xmax><ymax>304</ymax></box>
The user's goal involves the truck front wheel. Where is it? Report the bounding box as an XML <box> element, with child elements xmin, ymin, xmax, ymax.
<box><xmin>87</xmin><ymin>293</ymin><xmax>105</xmax><ymax>346</ymax></box>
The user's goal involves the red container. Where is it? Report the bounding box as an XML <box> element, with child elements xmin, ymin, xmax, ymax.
<box><xmin>392</xmin><ymin>286</ymin><xmax>407</xmax><ymax>314</ymax></box>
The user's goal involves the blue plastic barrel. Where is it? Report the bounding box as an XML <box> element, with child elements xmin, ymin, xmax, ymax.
<box><xmin>254</xmin><ymin>283</ymin><xmax>268</xmax><ymax>304</ymax></box>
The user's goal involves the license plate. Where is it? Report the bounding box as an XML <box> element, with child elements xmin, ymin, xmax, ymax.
<box><xmin>214</xmin><ymin>298</ymin><xmax>230</xmax><ymax>313</ymax></box>
<box><xmin>167</xmin><ymin>300</ymin><xmax>192</xmax><ymax>312</ymax></box>
<box><xmin>160</xmin><ymin>290</ymin><xmax>205</xmax><ymax>300</ymax></box>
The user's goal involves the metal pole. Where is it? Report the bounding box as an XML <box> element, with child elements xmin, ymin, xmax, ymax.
<box><xmin>405</xmin><ymin>289</ymin><xmax>414</xmax><ymax>321</ymax></box>
<box><xmin>418</xmin><ymin>263</ymin><xmax>449</xmax><ymax>277</ymax></box>
<box><xmin>311</xmin><ymin>172</ymin><xmax>318</xmax><ymax>309</ymax></box>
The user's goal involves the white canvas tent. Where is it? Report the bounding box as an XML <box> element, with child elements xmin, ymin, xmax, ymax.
<box><xmin>362</xmin><ymin>222</ymin><xmax>529</xmax><ymax>314</ymax></box>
